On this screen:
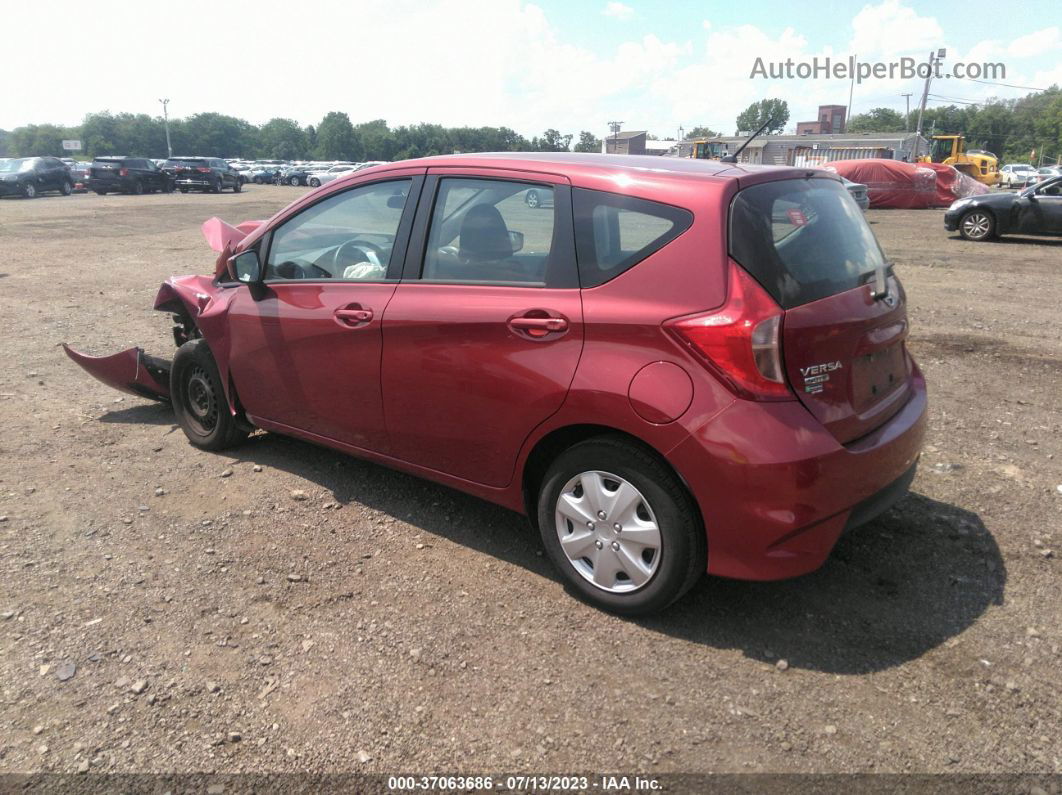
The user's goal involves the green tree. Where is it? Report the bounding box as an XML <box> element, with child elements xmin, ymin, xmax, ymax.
<box><xmin>686</xmin><ymin>125</ymin><xmax>718</xmax><ymax>139</ymax></box>
<box><xmin>532</xmin><ymin>129</ymin><xmax>572</xmax><ymax>151</ymax></box>
<box><xmin>172</xmin><ymin>113</ymin><xmax>255</xmax><ymax>157</ymax></box>
<box><xmin>9</xmin><ymin>124</ymin><xmax>70</xmax><ymax>157</ymax></box>
<box><xmin>314</xmin><ymin>112</ymin><xmax>358</xmax><ymax>160</ymax></box>
<box><xmin>257</xmin><ymin>118</ymin><xmax>308</xmax><ymax>160</ymax></box>
<box><xmin>573</xmin><ymin>131</ymin><xmax>602</xmax><ymax>152</ymax></box>
<box><xmin>0</xmin><ymin>129</ymin><xmax>9</xmax><ymax>157</ymax></box>
<box><xmin>846</xmin><ymin>107</ymin><xmax>906</xmax><ymax>133</ymax></box>
<box><xmin>735</xmin><ymin>99</ymin><xmax>789</xmax><ymax>134</ymax></box>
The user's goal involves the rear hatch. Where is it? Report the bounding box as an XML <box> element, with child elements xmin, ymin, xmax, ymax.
<box><xmin>90</xmin><ymin>159</ymin><xmax>125</xmax><ymax>182</ymax></box>
<box><xmin>729</xmin><ymin>175</ymin><xmax>912</xmax><ymax>444</ymax></box>
<box><xmin>167</xmin><ymin>159</ymin><xmax>210</xmax><ymax>180</ymax></box>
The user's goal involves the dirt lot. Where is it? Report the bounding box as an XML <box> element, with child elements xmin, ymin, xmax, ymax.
<box><xmin>0</xmin><ymin>186</ymin><xmax>1060</xmax><ymax>777</ymax></box>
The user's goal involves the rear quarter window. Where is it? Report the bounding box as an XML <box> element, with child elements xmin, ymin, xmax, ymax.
<box><xmin>573</xmin><ymin>188</ymin><xmax>692</xmax><ymax>288</ymax></box>
<box><xmin>729</xmin><ymin>177</ymin><xmax>887</xmax><ymax>309</ymax></box>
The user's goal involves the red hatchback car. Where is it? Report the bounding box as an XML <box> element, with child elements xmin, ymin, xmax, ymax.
<box><xmin>66</xmin><ymin>153</ymin><xmax>926</xmax><ymax>614</ymax></box>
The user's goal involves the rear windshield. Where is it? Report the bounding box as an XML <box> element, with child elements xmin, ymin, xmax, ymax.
<box><xmin>729</xmin><ymin>177</ymin><xmax>886</xmax><ymax>309</ymax></box>
<box><xmin>167</xmin><ymin>159</ymin><xmax>207</xmax><ymax>167</ymax></box>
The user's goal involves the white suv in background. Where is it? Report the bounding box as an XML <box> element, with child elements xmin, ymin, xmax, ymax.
<box><xmin>999</xmin><ymin>164</ymin><xmax>1037</xmax><ymax>188</ymax></box>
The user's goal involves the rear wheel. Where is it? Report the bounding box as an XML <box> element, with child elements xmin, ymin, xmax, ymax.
<box><xmin>308</xmin><ymin>177</ymin><xmax>321</xmax><ymax>187</ymax></box>
<box><xmin>525</xmin><ymin>189</ymin><xmax>541</xmax><ymax>208</ymax></box>
<box><xmin>94</xmin><ymin>189</ymin><xmax>108</xmax><ymax>196</ymax></box>
<box><xmin>171</xmin><ymin>339</ymin><xmax>249</xmax><ymax>451</ymax></box>
<box><xmin>132</xmin><ymin>179</ymin><xmax>144</xmax><ymax>195</ymax></box>
<box><xmin>60</xmin><ymin>180</ymin><xmax>73</xmax><ymax>196</ymax></box>
<box><xmin>536</xmin><ymin>436</ymin><xmax>706</xmax><ymax>615</ymax></box>
<box><xmin>233</xmin><ymin>179</ymin><xmax>242</xmax><ymax>193</ymax></box>
<box><xmin>211</xmin><ymin>178</ymin><xmax>222</xmax><ymax>194</ymax></box>
<box><xmin>178</xmin><ymin>187</ymin><xmax>188</xmax><ymax>194</ymax></box>
<box><xmin>959</xmin><ymin>209</ymin><xmax>995</xmax><ymax>241</ymax></box>
<box><xmin>289</xmin><ymin>175</ymin><xmax>300</xmax><ymax>187</ymax></box>
<box><xmin>23</xmin><ymin>183</ymin><xmax>37</xmax><ymax>199</ymax></box>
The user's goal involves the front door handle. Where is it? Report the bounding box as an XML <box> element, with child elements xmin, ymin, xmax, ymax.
<box><xmin>509</xmin><ymin>316</ymin><xmax>567</xmax><ymax>332</ymax></box>
<box><xmin>334</xmin><ymin>307</ymin><xmax>373</xmax><ymax>327</ymax></box>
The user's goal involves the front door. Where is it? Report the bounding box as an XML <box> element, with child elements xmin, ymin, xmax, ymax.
<box><xmin>226</xmin><ymin>173</ymin><xmax>423</xmax><ymax>452</ymax></box>
<box><xmin>381</xmin><ymin>171</ymin><xmax>583</xmax><ymax>487</ymax></box>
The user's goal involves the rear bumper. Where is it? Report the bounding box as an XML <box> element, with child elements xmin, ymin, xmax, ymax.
<box><xmin>668</xmin><ymin>363</ymin><xmax>927</xmax><ymax>581</ymax></box>
<box><xmin>175</xmin><ymin>178</ymin><xmax>215</xmax><ymax>188</ymax></box>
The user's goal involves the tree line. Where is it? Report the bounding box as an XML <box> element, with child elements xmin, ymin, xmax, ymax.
<box><xmin>0</xmin><ymin>111</ymin><xmax>604</xmax><ymax>161</ymax></box>
<box><xmin>845</xmin><ymin>87</ymin><xmax>1062</xmax><ymax>163</ymax></box>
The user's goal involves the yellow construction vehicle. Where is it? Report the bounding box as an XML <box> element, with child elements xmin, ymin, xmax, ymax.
<box><xmin>919</xmin><ymin>135</ymin><xmax>999</xmax><ymax>186</ymax></box>
<box><xmin>688</xmin><ymin>139</ymin><xmax>729</xmax><ymax>160</ymax></box>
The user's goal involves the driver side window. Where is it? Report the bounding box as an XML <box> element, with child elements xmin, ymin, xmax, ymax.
<box><xmin>266</xmin><ymin>179</ymin><xmax>411</xmax><ymax>281</ymax></box>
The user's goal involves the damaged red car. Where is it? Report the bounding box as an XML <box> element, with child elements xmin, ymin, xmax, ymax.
<box><xmin>66</xmin><ymin>153</ymin><xmax>926</xmax><ymax>615</ymax></box>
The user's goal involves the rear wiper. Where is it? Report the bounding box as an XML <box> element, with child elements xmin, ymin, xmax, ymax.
<box><xmin>870</xmin><ymin>262</ymin><xmax>892</xmax><ymax>301</ymax></box>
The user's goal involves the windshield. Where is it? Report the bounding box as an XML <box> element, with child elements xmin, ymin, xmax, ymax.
<box><xmin>730</xmin><ymin>178</ymin><xmax>887</xmax><ymax>309</ymax></box>
<box><xmin>0</xmin><ymin>158</ymin><xmax>34</xmax><ymax>173</ymax></box>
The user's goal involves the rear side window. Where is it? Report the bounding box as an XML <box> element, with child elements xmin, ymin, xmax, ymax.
<box><xmin>573</xmin><ymin>188</ymin><xmax>692</xmax><ymax>288</ymax></box>
<box><xmin>729</xmin><ymin>178</ymin><xmax>886</xmax><ymax>309</ymax></box>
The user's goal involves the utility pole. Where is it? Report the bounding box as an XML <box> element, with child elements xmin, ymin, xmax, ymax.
<box><xmin>607</xmin><ymin>121</ymin><xmax>623</xmax><ymax>155</ymax></box>
<box><xmin>845</xmin><ymin>54</ymin><xmax>856</xmax><ymax>133</ymax></box>
<box><xmin>158</xmin><ymin>98</ymin><xmax>172</xmax><ymax>159</ymax></box>
<box><xmin>901</xmin><ymin>93</ymin><xmax>913</xmax><ymax>131</ymax></box>
<box><xmin>915</xmin><ymin>48</ymin><xmax>946</xmax><ymax>158</ymax></box>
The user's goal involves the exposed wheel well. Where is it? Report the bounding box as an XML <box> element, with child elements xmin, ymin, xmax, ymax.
<box><xmin>521</xmin><ymin>424</ymin><xmax>703</xmax><ymax>533</ymax></box>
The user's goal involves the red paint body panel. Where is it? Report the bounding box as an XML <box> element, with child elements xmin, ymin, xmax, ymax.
<box><xmin>62</xmin><ymin>345</ymin><xmax>170</xmax><ymax>401</ymax></box>
<box><xmin>65</xmin><ymin>153</ymin><xmax>929</xmax><ymax>585</ymax></box>
<box><xmin>381</xmin><ymin>284</ymin><xmax>584</xmax><ymax>486</ymax></box>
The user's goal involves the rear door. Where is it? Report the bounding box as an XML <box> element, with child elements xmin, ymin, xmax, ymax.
<box><xmin>730</xmin><ymin>176</ymin><xmax>912</xmax><ymax>444</ymax></box>
<box><xmin>381</xmin><ymin>169</ymin><xmax>582</xmax><ymax>487</ymax></box>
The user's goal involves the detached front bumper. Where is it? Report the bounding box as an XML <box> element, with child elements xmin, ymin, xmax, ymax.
<box><xmin>668</xmin><ymin>364</ymin><xmax>928</xmax><ymax>581</ymax></box>
<box><xmin>62</xmin><ymin>345</ymin><xmax>171</xmax><ymax>401</ymax></box>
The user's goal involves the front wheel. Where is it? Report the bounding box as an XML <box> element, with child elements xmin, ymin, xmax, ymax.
<box><xmin>23</xmin><ymin>183</ymin><xmax>37</xmax><ymax>198</ymax></box>
<box><xmin>525</xmin><ymin>189</ymin><xmax>540</xmax><ymax>208</ymax></box>
<box><xmin>233</xmin><ymin>179</ymin><xmax>242</xmax><ymax>193</ymax></box>
<box><xmin>170</xmin><ymin>339</ymin><xmax>249</xmax><ymax>451</ymax></box>
<box><xmin>178</xmin><ymin>187</ymin><xmax>188</xmax><ymax>193</ymax></box>
<box><xmin>211</xmin><ymin>179</ymin><xmax>222</xmax><ymax>194</ymax></box>
<box><xmin>536</xmin><ymin>436</ymin><xmax>706</xmax><ymax>615</ymax></box>
<box><xmin>959</xmin><ymin>209</ymin><xmax>995</xmax><ymax>241</ymax></box>
<box><xmin>308</xmin><ymin>177</ymin><xmax>321</xmax><ymax>187</ymax></box>
<box><xmin>60</xmin><ymin>180</ymin><xmax>73</xmax><ymax>196</ymax></box>
<box><xmin>289</xmin><ymin>176</ymin><xmax>300</xmax><ymax>187</ymax></box>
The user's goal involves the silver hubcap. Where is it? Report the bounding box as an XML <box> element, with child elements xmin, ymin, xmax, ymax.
<box><xmin>25</xmin><ymin>185</ymin><xmax>35</xmax><ymax>197</ymax></box>
<box><xmin>963</xmin><ymin>213</ymin><xmax>990</xmax><ymax>238</ymax></box>
<box><xmin>554</xmin><ymin>470</ymin><xmax>661</xmax><ymax>594</ymax></box>
<box><xmin>527</xmin><ymin>191</ymin><xmax>538</xmax><ymax>207</ymax></box>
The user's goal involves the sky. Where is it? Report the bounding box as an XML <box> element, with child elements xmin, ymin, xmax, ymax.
<box><xmin>2</xmin><ymin>0</ymin><xmax>1060</xmax><ymax>138</ymax></box>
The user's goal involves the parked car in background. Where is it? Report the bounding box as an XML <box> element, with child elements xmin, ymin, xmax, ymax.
<box><xmin>999</xmin><ymin>163</ymin><xmax>1038</xmax><ymax>188</ymax></box>
<box><xmin>945</xmin><ymin>174</ymin><xmax>1062</xmax><ymax>240</ymax></box>
<box><xmin>278</xmin><ymin>164</ymin><xmax>318</xmax><ymax>186</ymax></box>
<box><xmin>841</xmin><ymin>177</ymin><xmax>870</xmax><ymax>211</ymax></box>
<box><xmin>165</xmin><ymin>157</ymin><xmax>242</xmax><ymax>193</ymax></box>
<box><xmin>69</xmin><ymin>162</ymin><xmax>91</xmax><ymax>192</ymax></box>
<box><xmin>65</xmin><ymin>153</ymin><xmax>927</xmax><ymax>615</ymax></box>
<box><xmin>0</xmin><ymin>156</ymin><xmax>74</xmax><ymax>198</ymax></box>
<box><xmin>1035</xmin><ymin>166</ymin><xmax>1061</xmax><ymax>183</ymax></box>
<box><xmin>249</xmin><ymin>166</ymin><xmax>283</xmax><ymax>184</ymax></box>
<box><xmin>88</xmin><ymin>157</ymin><xmax>173</xmax><ymax>195</ymax></box>
<box><xmin>307</xmin><ymin>164</ymin><xmax>361</xmax><ymax>187</ymax></box>
<box><xmin>523</xmin><ymin>185</ymin><xmax>554</xmax><ymax>209</ymax></box>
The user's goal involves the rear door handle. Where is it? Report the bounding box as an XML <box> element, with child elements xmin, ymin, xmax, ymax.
<box><xmin>509</xmin><ymin>316</ymin><xmax>567</xmax><ymax>332</ymax></box>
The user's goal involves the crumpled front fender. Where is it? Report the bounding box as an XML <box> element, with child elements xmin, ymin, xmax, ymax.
<box><xmin>62</xmin><ymin>345</ymin><xmax>171</xmax><ymax>402</ymax></box>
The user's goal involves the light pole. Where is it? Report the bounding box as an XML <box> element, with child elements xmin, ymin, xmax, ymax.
<box><xmin>915</xmin><ymin>49</ymin><xmax>946</xmax><ymax>158</ymax></box>
<box><xmin>158</xmin><ymin>98</ymin><xmax>172</xmax><ymax>159</ymax></box>
<box><xmin>901</xmin><ymin>93</ymin><xmax>913</xmax><ymax>131</ymax></box>
<box><xmin>607</xmin><ymin>121</ymin><xmax>623</xmax><ymax>154</ymax></box>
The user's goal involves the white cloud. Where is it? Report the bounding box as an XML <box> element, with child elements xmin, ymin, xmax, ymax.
<box><xmin>848</xmin><ymin>0</ymin><xmax>944</xmax><ymax>57</ymax></box>
<box><xmin>602</xmin><ymin>2</ymin><xmax>635</xmax><ymax>20</ymax></box>
<box><xmin>1008</xmin><ymin>26</ymin><xmax>1060</xmax><ymax>58</ymax></box>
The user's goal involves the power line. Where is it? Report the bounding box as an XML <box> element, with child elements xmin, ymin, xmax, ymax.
<box><xmin>954</xmin><ymin>76</ymin><xmax>1051</xmax><ymax>92</ymax></box>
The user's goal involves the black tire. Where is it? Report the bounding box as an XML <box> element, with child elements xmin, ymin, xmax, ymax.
<box><xmin>132</xmin><ymin>179</ymin><xmax>144</xmax><ymax>195</ymax></box>
<box><xmin>178</xmin><ymin>187</ymin><xmax>188</xmax><ymax>194</ymax></box>
<box><xmin>959</xmin><ymin>208</ymin><xmax>996</xmax><ymax>241</ymax></box>
<box><xmin>253</xmin><ymin>176</ymin><xmax>263</xmax><ymax>184</ymax></box>
<box><xmin>525</xmin><ymin>189</ymin><xmax>540</xmax><ymax>208</ymax></box>
<box><xmin>289</xmin><ymin>175</ymin><xmax>300</xmax><ymax>187</ymax></box>
<box><xmin>211</xmin><ymin>178</ymin><xmax>222</xmax><ymax>194</ymax></box>
<box><xmin>233</xmin><ymin>179</ymin><xmax>242</xmax><ymax>193</ymax></box>
<box><xmin>162</xmin><ymin>181</ymin><xmax>174</xmax><ymax>194</ymax></box>
<box><xmin>60</xmin><ymin>180</ymin><xmax>73</xmax><ymax>196</ymax></box>
<box><xmin>94</xmin><ymin>189</ymin><xmax>108</xmax><ymax>196</ymax></box>
<box><xmin>22</xmin><ymin>183</ymin><xmax>37</xmax><ymax>199</ymax></box>
<box><xmin>170</xmin><ymin>339</ymin><xmax>249</xmax><ymax>451</ymax></box>
<box><xmin>308</xmin><ymin>177</ymin><xmax>321</xmax><ymax>188</ymax></box>
<box><xmin>536</xmin><ymin>436</ymin><xmax>706</xmax><ymax>615</ymax></box>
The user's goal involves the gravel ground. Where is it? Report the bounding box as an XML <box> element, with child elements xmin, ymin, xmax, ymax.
<box><xmin>0</xmin><ymin>186</ymin><xmax>1059</xmax><ymax>777</ymax></box>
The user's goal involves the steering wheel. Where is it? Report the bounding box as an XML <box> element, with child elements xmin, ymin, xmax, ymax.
<box><xmin>333</xmin><ymin>239</ymin><xmax>387</xmax><ymax>272</ymax></box>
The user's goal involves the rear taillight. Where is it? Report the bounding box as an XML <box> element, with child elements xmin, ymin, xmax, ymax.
<box><xmin>119</xmin><ymin>168</ymin><xmax>129</xmax><ymax>177</ymax></box>
<box><xmin>196</xmin><ymin>167</ymin><xmax>212</xmax><ymax>173</ymax></box>
<box><xmin>665</xmin><ymin>262</ymin><xmax>793</xmax><ymax>401</ymax></box>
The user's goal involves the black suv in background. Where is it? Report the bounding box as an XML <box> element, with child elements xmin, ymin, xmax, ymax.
<box><xmin>88</xmin><ymin>157</ymin><xmax>174</xmax><ymax>195</ymax></box>
<box><xmin>164</xmin><ymin>157</ymin><xmax>242</xmax><ymax>193</ymax></box>
<box><xmin>0</xmin><ymin>157</ymin><xmax>73</xmax><ymax>198</ymax></box>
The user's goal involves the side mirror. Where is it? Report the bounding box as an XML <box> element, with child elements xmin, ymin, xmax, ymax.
<box><xmin>231</xmin><ymin>250</ymin><xmax>269</xmax><ymax>300</ymax></box>
<box><xmin>508</xmin><ymin>230</ymin><xmax>525</xmax><ymax>254</ymax></box>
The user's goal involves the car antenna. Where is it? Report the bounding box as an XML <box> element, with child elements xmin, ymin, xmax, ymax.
<box><xmin>720</xmin><ymin>117</ymin><xmax>775</xmax><ymax>163</ymax></box>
